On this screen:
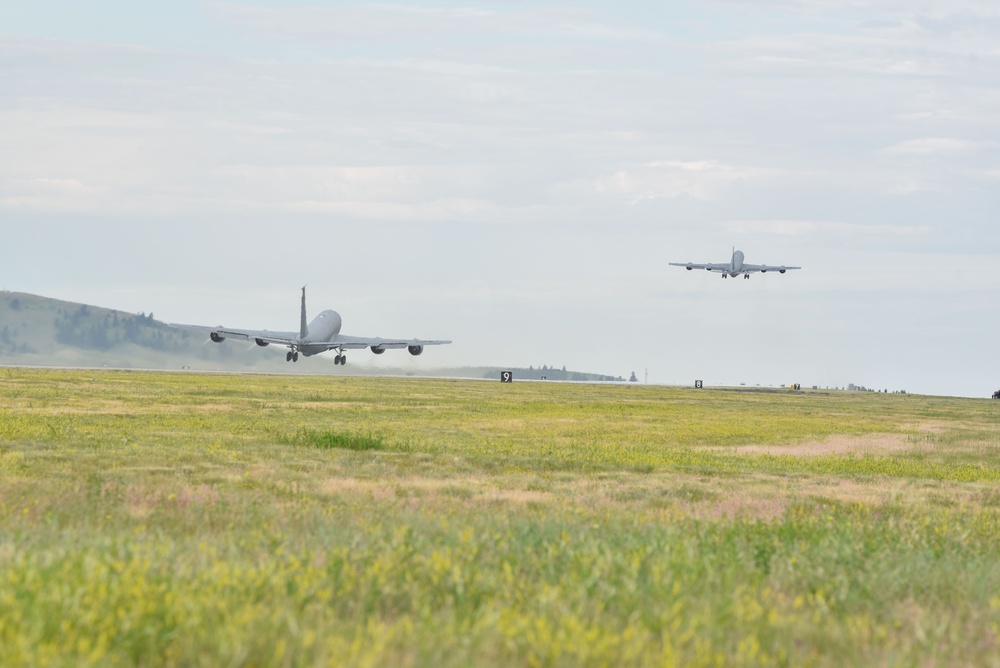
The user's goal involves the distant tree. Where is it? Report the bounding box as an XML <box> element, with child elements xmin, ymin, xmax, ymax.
<box><xmin>562</xmin><ymin>365</ymin><xmax>566</xmax><ymax>373</ymax></box>
<box><xmin>629</xmin><ymin>371</ymin><xmax>638</xmax><ymax>382</ymax></box>
<box><xmin>9</xmin><ymin>298</ymin><xmax>20</xmax><ymax>310</ymax></box>
<box><xmin>86</xmin><ymin>323</ymin><xmax>111</xmax><ymax>350</ymax></box>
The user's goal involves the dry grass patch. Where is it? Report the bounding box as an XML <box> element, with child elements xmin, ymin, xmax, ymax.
<box><xmin>694</xmin><ymin>495</ymin><xmax>789</xmax><ymax>521</ymax></box>
<box><xmin>479</xmin><ymin>488</ymin><xmax>551</xmax><ymax>505</ymax></box>
<box><xmin>733</xmin><ymin>433</ymin><xmax>916</xmax><ymax>457</ymax></box>
<box><xmin>97</xmin><ymin>481</ymin><xmax>221</xmax><ymax>518</ymax></box>
<box><xmin>317</xmin><ymin>475</ymin><xmax>557</xmax><ymax>508</ymax></box>
<box><xmin>319</xmin><ymin>477</ymin><xmax>395</xmax><ymax>501</ymax></box>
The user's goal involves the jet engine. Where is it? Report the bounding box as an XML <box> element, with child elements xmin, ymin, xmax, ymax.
<box><xmin>779</xmin><ymin>269</ymin><xmax>786</xmax><ymax>274</ymax></box>
<box><xmin>686</xmin><ymin>265</ymin><xmax>693</xmax><ymax>270</ymax></box>
<box><xmin>407</xmin><ymin>345</ymin><xmax>424</xmax><ymax>356</ymax></box>
<box><xmin>255</xmin><ymin>338</ymin><xmax>269</xmax><ymax>347</ymax></box>
<box><xmin>210</xmin><ymin>332</ymin><xmax>225</xmax><ymax>343</ymax></box>
<box><xmin>371</xmin><ymin>345</ymin><xmax>385</xmax><ymax>355</ymax></box>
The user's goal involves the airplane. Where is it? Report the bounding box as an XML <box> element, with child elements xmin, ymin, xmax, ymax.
<box><xmin>171</xmin><ymin>287</ymin><xmax>451</xmax><ymax>365</ymax></box>
<box><xmin>669</xmin><ymin>249</ymin><xmax>800</xmax><ymax>280</ymax></box>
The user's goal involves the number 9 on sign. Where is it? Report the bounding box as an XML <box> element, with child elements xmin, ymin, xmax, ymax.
<box><xmin>501</xmin><ymin>371</ymin><xmax>513</xmax><ymax>383</ymax></box>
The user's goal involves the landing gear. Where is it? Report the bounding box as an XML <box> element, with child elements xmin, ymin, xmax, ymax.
<box><xmin>334</xmin><ymin>354</ymin><xmax>347</xmax><ymax>366</ymax></box>
<box><xmin>286</xmin><ymin>350</ymin><xmax>299</xmax><ymax>362</ymax></box>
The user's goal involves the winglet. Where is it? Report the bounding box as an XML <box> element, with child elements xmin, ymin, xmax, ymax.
<box><xmin>299</xmin><ymin>286</ymin><xmax>308</xmax><ymax>340</ymax></box>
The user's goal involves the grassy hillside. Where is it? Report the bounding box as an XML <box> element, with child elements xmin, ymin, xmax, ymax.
<box><xmin>2</xmin><ymin>369</ymin><xmax>1000</xmax><ymax>665</ymax></box>
<box><xmin>0</xmin><ymin>292</ymin><xmax>619</xmax><ymax>381</ymax></box>
<box><xmin>0</xmin><ymin>291</ymin><xmax>274</xmax><ymax>371</ymax></box>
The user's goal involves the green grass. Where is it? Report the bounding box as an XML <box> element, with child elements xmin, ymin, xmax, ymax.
<box><xmin>2</xmin><ymin>368</ymin><xmax>1000</xmax><ymax>666</ymax></box>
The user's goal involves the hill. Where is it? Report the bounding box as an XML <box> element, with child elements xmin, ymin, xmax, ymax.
<box><xmin>0</xmin><ymin>291</ymin><xmax>624</xmax><ymax>381</ymax></box>
<box><xmin>0</xmin><ymin>290</ymin><xmax>277</xmax><ymax>371</ymax></box>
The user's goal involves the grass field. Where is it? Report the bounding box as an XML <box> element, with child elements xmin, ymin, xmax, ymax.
<box><xmin>2</xmin><ymin>368</ymin><xmax>1000</xmax><ymax>666</ymax></box>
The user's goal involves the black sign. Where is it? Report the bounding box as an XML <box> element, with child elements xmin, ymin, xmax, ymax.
<box><xmin>500</xmin><ymin>371</ymin><xmax>513</xmax><ymax>383</ymax></box>
<box><xmin>695</xmin><ymin>380</ymin><xmax>703</xmax><ymax>389</ymax></box>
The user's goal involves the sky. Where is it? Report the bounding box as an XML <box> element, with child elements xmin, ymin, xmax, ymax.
<box><xmin>1</xmin><ymin>1</ymin><xmax>998</xmax><ymax>397</ymax></box>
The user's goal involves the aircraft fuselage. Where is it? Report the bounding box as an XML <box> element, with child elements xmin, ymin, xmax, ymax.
<box><xmin>299</xmin><ymin>310</ymin><xmax>343</xmax><ymax>356</ymax></box>
<box><xmin>727</xmin><ymin>250</ymin><xmax>745</xmax><ymax>277</ymax></box>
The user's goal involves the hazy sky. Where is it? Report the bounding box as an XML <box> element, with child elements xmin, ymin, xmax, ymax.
<box><xmin>2</xmin><ymin>1</ymin><xmax>998</xmax><ymax>396</ymax></box>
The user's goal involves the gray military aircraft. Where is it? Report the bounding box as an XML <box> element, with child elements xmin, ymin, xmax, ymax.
<box><xmin>669</xmin><ymin>249</ymin><xmax>800</xmax><ymax>280</ymax></box>
<box><xmin>172</xmin><ymin>287</ymin><xmax>450</xmax><ymax>365</ymax></box>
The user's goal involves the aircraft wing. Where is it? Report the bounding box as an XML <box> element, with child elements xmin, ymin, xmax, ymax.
<box><xmin>668</xmin><ymin>262</ymin><xmax>730</xmax><ymax>272</ymax></box>
<box><xmin>170</xmin><ymin>323</ymin><xmax>299</xmax><ymax>346</ymax></box>
<box><xmin>741</xmin><ymin>264</ymin><xmax>801</xmax><ymax>274</ymax></box>
<box><xmin>332</xmin><ymin>335</ymin><xmax>452</xmax><ymax>350</ymax></box>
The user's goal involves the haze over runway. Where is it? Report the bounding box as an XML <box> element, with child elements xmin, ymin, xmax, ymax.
<box><xmin>2</xmin><ymin>1</ymin><xmax>998</xmax><ymax>397</ymax></box>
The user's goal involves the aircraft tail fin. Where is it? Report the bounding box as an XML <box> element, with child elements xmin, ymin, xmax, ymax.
<box><xmin>299</xmin><ymin>286</ymin><xmax>308</xmax><ymax>339</ymax></box>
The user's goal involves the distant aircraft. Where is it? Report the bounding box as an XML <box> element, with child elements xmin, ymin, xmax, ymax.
<box><xmin>669</xmin><ymin>249</ymin><xmax>800</xmax><ymax>280</ymax></box>
<box><xmin>172</xmin><ymin>287</ymin><xmax>451</xmax><ymax>365</ymax></box>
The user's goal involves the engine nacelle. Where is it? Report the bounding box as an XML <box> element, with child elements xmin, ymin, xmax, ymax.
<box><xmin>210</xmin><ymin>332</ymin><xmax>225</xmax><ymax>343</ymax></box>
<box><xmin>255</xmin><ymin>338</ymin><xmax>269</xmax><ymax>347</ymax></box>
<box><xmin>761</xmin><ymin>269</ymin><xmax>767</xmax><ymax>273</ymax></box>
<box><xmin>407</xmin><ymin>345</ymin><xmax>423</xmax><ymax>356</ymax></box>
<box><xmin>371</xmin><ymin>345</ymin><xmax>385</xmax><ymax>355</ymax></box>
<box><xmin>779</xmin><ymin>269</ymin><xmax>786</xmax><ymax>274</ymax></box>
<box><xmin>686</xmin><ymin>265</ymin><xmax>693</xmax><ymax>271</ymax></box>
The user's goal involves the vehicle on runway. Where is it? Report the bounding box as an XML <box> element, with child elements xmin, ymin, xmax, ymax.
<box><xmin>172</xmin><ymin>287</ymin><xmax>450</xmax><ymax>365</ymax></box>
<box><xmin>670</xmin><ymin>249</ymin><xmax>800</xmax><ymax>280</ymax></box>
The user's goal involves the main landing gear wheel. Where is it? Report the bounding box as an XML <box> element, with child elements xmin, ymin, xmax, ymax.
<box><xmin>286</xmin><ymin>351</ymin><xmax>292</xmax><ymax>362</ymax></box>
<box><xmin>286</xmin><ymin>351</ymin><xmax>299</xmax><ymax>362</ymax></box>
<box><xmin>334</xmin><ymin>354</ymin><xmax>347</xmax><ymax>365</ymax></box>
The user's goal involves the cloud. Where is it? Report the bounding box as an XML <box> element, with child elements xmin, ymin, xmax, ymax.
<box><xmin>209</xmin><ymin>2</ymin><xmax>488</xmax><ymax>42</ymax></box>
<box><xmin>706</xmin><ymin>0</ymin><xmax>1000</xmax><ymax>16</ymax></box>
<box><xmin>209</xmin><ymin>2</ymin><xmax>654</xmax><ymax>45</ymax></box>
<box><xmin>881</xmin><ymin>138</ymin><xmax>979</xmax><ymax>155</ymax></box>
<box><xmin>283</xmin><ymin>197</ymin><xmax>496</xmax><ymax>221</ymax></box>
<box><xmin>210</xmin><ymin>164</ymin><xmax>517</xmax><ymax>221</ymax></box>
<box><xmin>1</xmin><ymin>178</ymin><xmax>108</xmax><ymax>212</ymax></box>
<box><xmin>723</xmin><ymin>219</ymin><xmax>932</xmax><ymax>237</ymax></box>
<box><xmin>595</xmin><ymin>160</ymin><xmax>780</xmax><ymax>202</ymax></box>
<box><xmin>215</xmin><ymin>163</ymin><xmax>476</xmax><ymax>199</ymax></box>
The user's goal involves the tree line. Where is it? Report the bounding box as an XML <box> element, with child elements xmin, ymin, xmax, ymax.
<box><xmin>53</xmin><ymin>306</ymin><xmax>185</xmax><ymax>352</ymax></box>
